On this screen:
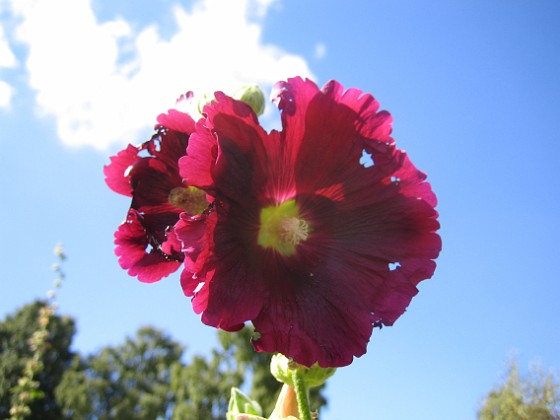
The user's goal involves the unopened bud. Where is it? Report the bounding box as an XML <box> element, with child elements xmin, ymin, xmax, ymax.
<box><xmin>269</xmin><ymin>384</ymin><xmax>300</xmax><ymax>420</ymax></box>
<box><xmin>226</xmin><ymin>387</ymin><xmax>263</xmax><ymax>420</ymax></box>
<box><xmin>233</xmin><ymin>84</ymin><xmax>265</xmax><ymax>116</ymax></box>
<box><xmin>197</xmin><ymin>92</ymin><xmax>216</xmax><ymax>114</ymax></box>
<box><xmin>53</xmin><ymin>243</ymin><xmax>66</xmax><ymax>260</ymax></box>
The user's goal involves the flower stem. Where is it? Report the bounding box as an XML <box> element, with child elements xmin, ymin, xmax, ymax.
<box><xmin>291</xmin><ymin>368</ymin><xmax>311</xmax><ymax>420</ymax></box>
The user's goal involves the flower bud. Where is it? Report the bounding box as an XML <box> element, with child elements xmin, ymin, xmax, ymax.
<box><xmin>197</xmin><ymin>92</ymin><xmax>216</xmax><ymax>115</ymax></box>
<box><xmin>53</xmin><ymin>243</ymin><xmax>66</xmax><ymax>260</ymax></box>
<box><xmin>226</xmin><ymin>387</ymin><xmax>263</xmax><ymax>420</ymax></box>
<box><xmin>233</xmin><ymin>84</ymin><xmax>265</xmax><ymax>116</ymax></box>
<box><xmin>269</xmin><ymin>384</ymin><xmax>300</xmax><ymax>420</ymax></box>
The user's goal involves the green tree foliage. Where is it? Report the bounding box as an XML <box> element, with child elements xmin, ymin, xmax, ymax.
<box><xmin>168</xmin><ymin>349</ymin><xmax>242</xmax><ymax>419</ymax></box>
<box><xmin>56</xmin><ymin>326</ymin><xmax>328</xmax><ymax>419</ymax></box>
<box><xmin>1</xmin><ymin>300</ymin><xmax>329</xmax><ymax>419</ymax></box>
<box><xmin>0</xmin><ymin>301</ymin><xmax>76</xmax><ymax>419</ymax></box>
<box><xmin>55</xmin><ymin>326</ymin><xmax>184</xmax><ymax>419</ymax></box>
<box><xmin>478</xmin><ymin>361</ymin><xmax>560</xmax><ymax>420</ymax></box>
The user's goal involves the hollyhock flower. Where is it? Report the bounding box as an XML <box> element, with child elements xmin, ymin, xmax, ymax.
<box><xmin>175</xmin><ymin>78</ymin><xmax>441</xmax><ymax>368</ymax></box>
<box><xmin>104</xmin><ymin>105</ymin><xmax>201</xmax><ymax>283</ymax></box>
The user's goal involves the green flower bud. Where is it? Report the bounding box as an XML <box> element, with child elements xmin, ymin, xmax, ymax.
<box><xmin>226</xmin><ymin>387</ymin><xmax>264</xmax><ymax>420</ymax></box>
<box><xmin>270</xmin><ymin>354</ymin><xmax>336</xmax><ymax>389</ymax></box>
<box><xmin>53</xmin><ymin>243</ymin><xmax>66</xmax><ymax>260</ymax></box>
<box><xmin>233</xmin><ymin>84</ymin><xmax>265</xmax><ymax>116</ymax></box>
<box><xmin>197</xmin><ymin>92</ymin><xmax>216</xmax><ymax>114</ymax></box>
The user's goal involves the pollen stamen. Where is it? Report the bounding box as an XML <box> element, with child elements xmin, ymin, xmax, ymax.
<box><xmin>280</xmin><ymin>217</ymin><xmax>309</xmax><ymax>246</ymax></box>
<box><xmin>258</xmin><ymin>199</ymin><xmax>311</xmax><ymax>256</ymax></box>
<box><xmin>168</xmin><ymin>186</ymin><xmax>208</xmax><ymax>214</ymax></box>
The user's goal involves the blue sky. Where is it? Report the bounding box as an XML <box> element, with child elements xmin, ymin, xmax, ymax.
<box><xmin>1</xmin><ymin>0</ymin><xmax>560</xmax><ymax>418</ymax></box>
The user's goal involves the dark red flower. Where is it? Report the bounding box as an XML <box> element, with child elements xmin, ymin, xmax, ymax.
<box><xmin>104</xmin><ymin>108</ymin><xmax>199</xmax><ymax>282</ymax></box>
<box><xmin>175</xmin><ymin>78</ymin><xmax>441</xmax><ymax>367</ymax></box>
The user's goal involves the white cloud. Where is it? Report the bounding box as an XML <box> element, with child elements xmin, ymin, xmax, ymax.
<box><xmin>314</xmin><ymin>42</ymin><xmax>327</xmax><ymax>60</ymax></box>
<box><xmin>0</xmin><ymin>80</ymin><xmax>14</xmax><ymax>108</ymax></box>
<box><xmin>6</xmin><ymin>0</ymin><xmax>314</xmax><ymax>149</ymax></box>
<box><xmin>0</xmin><ymin>26</ymin><xmax>17</xmax><ymax>68</ymax></box>
<box><xmin>0</xmin><ymin>24</ymin><xmax>17</xmax><ymax>109</ymax></box>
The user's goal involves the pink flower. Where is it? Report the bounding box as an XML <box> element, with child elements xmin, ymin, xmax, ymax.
<box><xmin>104</xmin><ymin>108</ymin><xmax>197</xmax><ymax>282</ymax></box>
<box><xmin>175</xmin><ymin>78</ymin><xmax>441</xmax><ymax>367</ymax></box>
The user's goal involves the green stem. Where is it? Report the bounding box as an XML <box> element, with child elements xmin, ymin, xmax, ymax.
<box><xmin>291</xmin><ymin>368</ymin><xmax>311</xmax><ymax>420</ymax></box>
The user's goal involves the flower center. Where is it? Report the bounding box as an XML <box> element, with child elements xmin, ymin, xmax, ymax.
<box><xmin>279</xmin><ymin>217</ymin><xmax>309</xmax><ymax>245</ymax></box>
<box><xmin>168</xmin><ymin>186</ymin><xmax>208</xmax><ymax>214</ymax></box>
<box><xmin>258</xmin><ymin>199</ymin><xmax>310</xmax><ymax>256</ymax></box>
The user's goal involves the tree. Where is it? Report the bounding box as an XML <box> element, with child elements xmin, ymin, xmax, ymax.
<box><xmin>56</xmin><ymin>325</ymin><xmax>329</xmax><ymax>419</ymax></box>
<box><xmin>56</xmin><ymin>326</ymin><xmax>184</xmax><ymax>419</ymax></box>
<box><xmin>479</xmin><ymin>360</ymin><xmax>560</xmax><ymax>420</ymax></box>
<box><xmin>168</xmin><ymin>348</ymin><xmax>243</xmax><ymax>419</ymax></box>
<box><xmin>2</xmin><ymin>300</ymin><xmax>329</xmax><ymax>419</ymax></box>
<box><xmin>0</xmin><ymin>300</ymin><xmax>76</xmax><ymax>419</ymax></box>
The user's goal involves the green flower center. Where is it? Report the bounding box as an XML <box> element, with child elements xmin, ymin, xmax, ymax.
<box><xmin>258</xmin><ymin>200</ymin><xmax>310</xmax><ymax>256</ymax></box>
<box><xmin>168</xmin><ymin>186</ymin><xmax>208</xmax><ymax>214</ymax></box>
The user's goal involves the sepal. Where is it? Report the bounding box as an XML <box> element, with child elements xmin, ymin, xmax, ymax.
<box><xmin>227</xmin><ymin>387</ymin><xmax>264</xmax><ymax>420</ymax></box>
<box><xmin>270</xmin><ymin>354</ymin><xmax>336</xmax><ymax>388</ymax></box>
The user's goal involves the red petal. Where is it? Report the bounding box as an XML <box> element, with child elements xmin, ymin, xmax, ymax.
<box><xmin>156</xmin><ymin>108</ymin><xmax>196</xmax><ymax>135</ymax></box>
<box><xmin>251</xmin><ymin>269</ymin><xmax>376</xmax><ymax>367</ymax></box>
<box><xmin>114</xmin><ymin>210</ymin><xmax>182</xmax><ymax>283</ymax></box>
<box><xmin>176</xmin><ymin>207</ymin><xmax>265</xmax><ymax>331</ymax></box>
<box><xmin>104</xmin><ymin>144</ymin><xmax>139</xmax><ymax>196</ymax></box>
<box><xmin>179</xmin><ymin>123</ymin><xmax>219</xmax><ymax>190</ymax></box>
